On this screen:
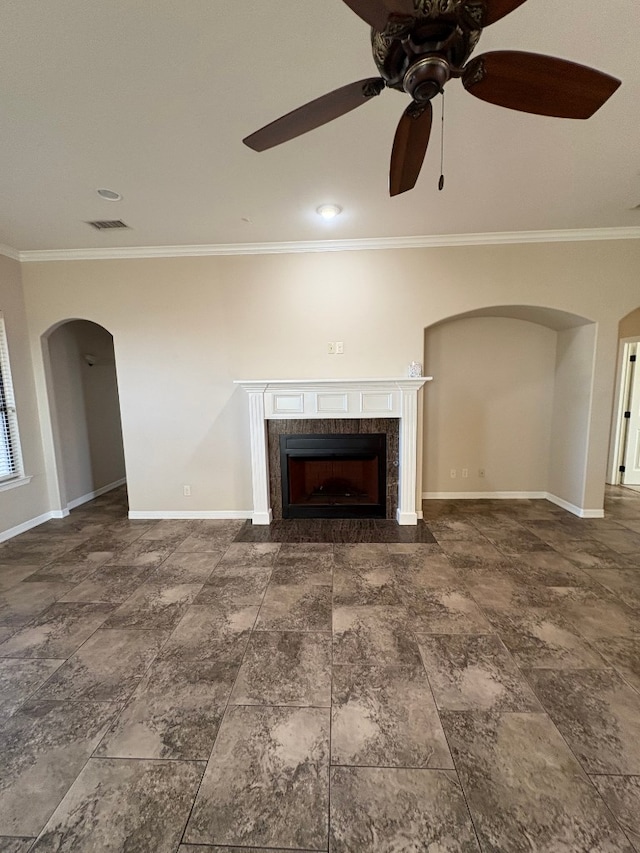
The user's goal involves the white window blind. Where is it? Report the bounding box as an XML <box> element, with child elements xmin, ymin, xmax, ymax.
<box><xmin>0</xmin><ymin>314</ymin><xmax>24</xmax><ymax>482</ymax></box>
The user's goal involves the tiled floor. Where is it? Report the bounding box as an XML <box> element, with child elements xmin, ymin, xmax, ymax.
<box><xmin>0</xmin><ymin>487</ymin><xmax>640</xmax><ymax>851</ymax></box>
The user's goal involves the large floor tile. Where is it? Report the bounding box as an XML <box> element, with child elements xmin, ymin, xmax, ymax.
<box><xmin>159</xmin><ymin>602</ymin><xmax>258</xmax><ymax>663</ymax></box>
<box><xmin>184</xmin><ymin>705</ymin><xmax>330</xmax><ymax>850</ymax></box>
<box><xmin>554</xmin><ymin>587</ymin><xmax>640</xmax><ymax>639</ymax></box>
<box><xmin>329</xmin><ymin>766</ymin><xmax>479</xmax><ymax>852</ymax></box>
<box><xmin>525</xmin><ymin>668</ymin><xmax>640</xmax><ymax>774</ymax></box>
<box><xmin>194</xmin><ymin>563</ymin><xmax>273</xmax><ymax>607</ymax></box>
<box><xmin>0</xmin><ymin>583</ymin><xmax>74</xmax><ymax>628</ymax></box>
<box><xmin>0</xmin><ymin>839</ymin><xmax>34</xmax><ymax>852</ymax></box>
<box><xmin>0</xmin><ymin>602</ymin><xmax>113</xmax><ymax>658</ymax></box>
<box><xmin>256</xmin><ymin>580</ymin><xmax>332</xmax><ymax>631</ymax></box>
<box><xmin>269</xmin><ymin>556</ymin><xmax>334</xmax><ymax>587</ymax></box>
<box><xmin>591</xmin><ymin>775</ymin><xmax>640</xmax><ymax>851</ymax></box>
<box><xmin>484</xmin><ymin>606</ymin><xmax>607</xmax><ymax>668</ymax></box>
<box><xmin>231</xmin><ymin>631</ymin><xmax>331</xmax><ymax>707</ymax></box>
<box><xmin>37</xmin><ymin>627</ymin><xmax>167</xmax><ymax>701</ymax></box>
<box><xmin>333</xmin><ymin>544</ymin><xmax>391</xmax><ymax>569</ymax></box>
<box><xmin>442</xmin><ymin>711</ymin><xmax>634</xmax><ymax>852</ymax></box>
<box><xmin>175</xmin><ymin>521</ymin><xmax>245</xmax><ymax>552</ymax></box>
<box><xmin>331</xmin><ymin>664</ymin><xmax>452</xmax><ymax>768</ymax></box>
<box><xmin>402</xmin><ymin>587</ymin><xmax>493</xmax><ymax>634</ymax></box>
<box><xmin>438</xmin><ymin>539</ymin><xmax>505</xmax><ymax>568</ymax></box>
<box><xmin>332</xmin><ymin>606</ymin><xmax>421</xmax><ymax>665</ymax></box>
<box><xmin>594</xmin><ymin>637</ymin><xmax>640</xmax><ymax>692</ymax></box>
<box><xmin>0</xmin><ymin>565</ymin><xmax>41</xmax><ymax>591</ymax></box>
<box><xmin>102</xmin><ymin>539</ymin><xmax>175</xmax><ymax>568</ymax></box>
<box><xmin>463</xmin><ymin>569</ymin><xmax>559</xmax><ymax>611</ymax></box>
<box><xmin>30</xmin><ymin>758</ymin><xmax>204</xmax><ymax>852</ymax></box>
<box><xmin>586</xmin><ymin>567</ymin><xmax>640</xmax><ymax>611</ymax></box>
<box><xmin>333</xmin><ymin>565</ymin><xmax>401</xmax><ymax>606</ymax></box>
<box><xmin>179</xmin><ymin>847</ymin><xmax>316</xmax><ymax>852</ymax></box>
<box><xmin>0</xmin><ymin>699</ymin><xmax>117</xmax><ymax>836</ymax></box>
<box><xmin>0</xmin><ymin>659</ymin><xmax>64</xmax><ymax>722</ymax></box>
<box><xmin>417</xmin><ymin>634</ymin><xmax>541</xmax><ymax>712</ymax></box>
<box><xmin>150</xmin><ymin>550</ymin><xmax>223</xmax><ymax>582</ymax></box>
<box><xmin>104</xmin><ymin>582</ymin><xmax>202</xmax><ymax>630</ymax></box>
<box><xmin>556</xmin><ymin>539</ymin><xmax>634</xmax><ymax>569</ymax></box>
<box><xmin>57</xmin><ymin>564</ymin><xmax>152</xmax><ymax>603</ymax></box>
<box><xmin>216</xmin><ymin>542</ymin><xmax>281</xmax><ymax>567</ymax></box>
<box><xmin>97</xmin><ymin>657</ymin><xmax>237</xmax><ymax>759</ymax></box>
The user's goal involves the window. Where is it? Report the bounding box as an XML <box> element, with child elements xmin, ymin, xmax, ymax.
<box><xmin>0</xmin><ymin>314</ymin><xmax>24</xmax><ymax>483</ymax></box>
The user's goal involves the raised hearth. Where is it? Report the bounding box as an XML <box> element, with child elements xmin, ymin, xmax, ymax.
<box><xmin>235</xmin><ymin>378</ymin><xmax>430</xmax><ymax>525</ymax></box>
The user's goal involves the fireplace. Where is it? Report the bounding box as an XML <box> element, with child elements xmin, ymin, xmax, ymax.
<box><xmin>280</xmin><ymin>433</ymin><xmax>386</xmax><ymax>518</ymax></box>
<box><xmin>234</xmin><ymin>378</ymin><xmax>430</xmax><ymax>524</ymax></box>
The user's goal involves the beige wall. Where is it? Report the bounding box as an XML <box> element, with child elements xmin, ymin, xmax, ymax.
<box><xmin>18</xmin><ymin>239</ymin><xmax>640</xmax><ymax>517</ymax></box>
<box><xmin>548</xmin><ymin>325</ymin><xmax>598</xmax><ymax>508</ymax></box>
<box><xmin>0</xmin><ymin>255</ymin><xmax>48</xmax><ymax>537</ymax></box>
<box><xmin>620</xmin><ymin>307</ymin><xmax>640</xmax><ymax>339</ymax></box>
<box><xmin>46</xmin><ymin>320</ymin><xmax>125</xmax><ymax>505</ymax></box>
<box><xmin>423</xmin><ymin>316</ymin><xmax>557</xmax><ymax>494</ymax></box>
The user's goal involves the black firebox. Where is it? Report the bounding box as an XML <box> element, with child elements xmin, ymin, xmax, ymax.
<box><xmin>280</xmin><ymin>433</ymin><xmax>387</xmax><ymax>519</ymax></box>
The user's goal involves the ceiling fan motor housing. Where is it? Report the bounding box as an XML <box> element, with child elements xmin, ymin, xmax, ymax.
<box><xmin>372</xmin><ymin>0</ymin><xmax>481</xmax><ymax>91</ymax></box>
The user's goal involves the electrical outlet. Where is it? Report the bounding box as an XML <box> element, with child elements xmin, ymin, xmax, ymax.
<box><xmin>328</xmin><ymin>342</ymin><xmax>335</xmax><ymax>354</ymax></box>
<box><xmin>478</xmin><ymin>469</ymin><xmax>485</xmax><ymax>479</ymax></box>
<box><xmin>183</xmin><ymin>485</ymin><xmax>191</xmax><ymax>496</ymax></box>
<box><xmin>462</xmin><ymin>468</ymin><xmax>468</xmax><ymax>478</ymax></box>
<box><xmin>450</xmin><ymin>469</ymin><xmax>456</xmax><ymax>479</ymax></box>
<box><xmin>335</xmin><ymin>341</ymin><xmax>344</xmax><ymax>354</ymax></box>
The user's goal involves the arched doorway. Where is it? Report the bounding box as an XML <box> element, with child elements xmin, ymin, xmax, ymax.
<box><xmin>422</xmin><ymin>305</ymin><xmax>598</xmax><ymax>516</ymax></box>
<box><xmin>42</xmin><ymin>319</ymin><xmax>127</xmax><ymax>514</ymax></box>
<box><xmin>608</xmin><ymin>307</ymin><xmax>640</xmax><ymax>490</ymax></box>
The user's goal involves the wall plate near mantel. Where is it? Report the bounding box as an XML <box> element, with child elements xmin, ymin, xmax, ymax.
<box><xmin>234</xmin><ymin>377</ymin><xmax>431</xmax><ymax>525</ymax></box>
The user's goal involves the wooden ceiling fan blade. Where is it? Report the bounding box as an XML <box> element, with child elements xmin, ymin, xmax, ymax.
<box><xmin>389</xmin><ymin>100</ymin><xmax>433</xmax><ymax>197</ymax></box>
<box><xmin>482</xmin><ymin>0</ymin><xmax>528</xmax><ymax>26</ymax></box>
<box><xmin>462</xmin><ymin>52</ymin><xmax>621</xmax><ymax>119</ymax></box>
<box><xmin>243</xmin><ymin>78</ymin><xmax>385</xmax><ymax>152</ymax></box>
<box><xmin>340</xmin><ymin>0</ymin><xmax>415</xmax><ymax>30</ymax></box>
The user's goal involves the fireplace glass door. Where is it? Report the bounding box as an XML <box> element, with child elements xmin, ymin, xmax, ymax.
<box><xmin>280</xmin><ymin>434</ymin><xmax>386</xmax><ymax>518</ymax></box>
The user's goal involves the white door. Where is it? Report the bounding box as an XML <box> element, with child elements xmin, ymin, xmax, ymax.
<box><xmin>622</xmin><ymin>347</ymin><xmax>640</xmax><ymax>485</ymax></box>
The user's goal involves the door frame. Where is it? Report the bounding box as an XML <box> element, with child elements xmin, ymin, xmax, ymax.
<box><xmin>608</xmin><ymin>337</ymin><xmax>640</xmax><ymax>485</ymax></box>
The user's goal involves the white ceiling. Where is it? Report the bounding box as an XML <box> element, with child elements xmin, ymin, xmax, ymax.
<box><xmin>1</xmin><ymin>0</ymin><xmax>639</xmax><ymax>252</ymax></box>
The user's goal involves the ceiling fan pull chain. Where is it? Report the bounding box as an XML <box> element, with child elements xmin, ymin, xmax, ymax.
<box><xmin>438</xmin><ymin>90</ymin><xmax>445</xmax><ymax>191</ymax></box>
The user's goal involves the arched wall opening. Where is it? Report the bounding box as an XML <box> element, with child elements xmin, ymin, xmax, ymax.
<box><xmin>607</xmin><ymin>306</ymin><xmax>640</xmax><ymax>487</ymax></box>
<box><xmin>42</xmin><ymin>318</ymin><xmax>127</xmax><ymax>512</ymax></box>
<box><xmin>422</xmin><ymin>305</ymin><xmax>599</xmax><ymax>515</ymax></box>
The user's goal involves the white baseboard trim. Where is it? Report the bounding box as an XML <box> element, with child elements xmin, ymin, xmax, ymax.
<box><xmin>545</xmin><ymin>493</ymin><xmax>605</xmax><ymax>519</ymax></box>
<box><xmin>67</xmin><ymin>478</ymin><xmax>126</xmax><ymax>511</ymax></box>
<box><xmin>422</xmin><ymin>491</ymin><xmax>547</xmax><ymax>500</ymax></box>
<box><xmin>252</xmin><ymin>510</ymin><xmax>273</xmax><ymax>525</ymax></box>
<box><xmin>422</xmin><ymin>490</ymin><xmax>605</xmax><ymax>519</ymax></box>
<box><xmin>50</xmin><ymin>509</ymin><xmax>70</xmax><ymax>519</ymax></box>
<box><xmin>0</xmin><ymin>511</ymin><xmax>57</xmax><ymax>543</ymax></box>
<box><xmin>128</xmin><ymin>510</ymin><xmax>252</xmax><ymax>520</ymax></box>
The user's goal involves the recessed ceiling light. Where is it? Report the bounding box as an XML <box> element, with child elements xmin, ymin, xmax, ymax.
<box><xmin>316</xmin><ymin>204</ymin><xmax>342</xmax><ymax>220</ymax></box>
<box><xmin>96</xmin><ymin>188</ymin><xmax>122</xmax><ymax>201</ymax></box>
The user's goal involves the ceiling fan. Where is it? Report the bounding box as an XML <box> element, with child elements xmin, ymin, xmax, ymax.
<box><xmin>243</xmin><ymin>0</ymin><xmax>621</xmax><ymax>196</ymax></box>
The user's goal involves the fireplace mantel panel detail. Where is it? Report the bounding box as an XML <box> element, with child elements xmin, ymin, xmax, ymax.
<box><xmin>235</xmin><ymin>378</ymin><xmax>431</xmax><ymax>525</ymax></box>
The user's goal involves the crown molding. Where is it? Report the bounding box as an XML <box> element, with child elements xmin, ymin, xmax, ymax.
<box><xmin>0</xmin><ymin>243</ymin><xmax>20</xmax><ymax>261</ymax></box>
<box><xmin>13</xmin><ymin>226</ymin><xmax>640</xmax><ymax>262</ymax></box>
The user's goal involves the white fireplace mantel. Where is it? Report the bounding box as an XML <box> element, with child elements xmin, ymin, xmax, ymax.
<box><xmin>235</xmin><ymin>377</ymin><xmax>431</xmax><ymax>525</ymax></box>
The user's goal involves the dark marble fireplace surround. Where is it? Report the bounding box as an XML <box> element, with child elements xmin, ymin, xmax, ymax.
<box><xmin>268</xmin><ymin>418</ymin><xmax>400</xmax><ymax>521</ymax></box>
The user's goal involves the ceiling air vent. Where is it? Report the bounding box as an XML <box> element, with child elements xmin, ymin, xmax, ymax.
<box><xmin>86</xmin><ymin>219</ymin><xmax>129</xmax><ymax>230</ymax></box>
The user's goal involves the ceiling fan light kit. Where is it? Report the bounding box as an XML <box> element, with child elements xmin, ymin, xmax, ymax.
<box><xmin>243</xmin><ymin>0</ymin><xmax>621</xmax><ymax>196</ymax></box>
